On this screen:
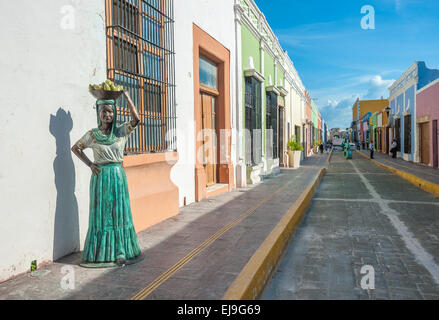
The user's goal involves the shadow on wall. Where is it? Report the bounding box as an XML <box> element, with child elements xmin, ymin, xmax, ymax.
<box><xmin>49</xmin><ymin>108</ymin><xmax>80</xmax><ymax>261</ymax></box>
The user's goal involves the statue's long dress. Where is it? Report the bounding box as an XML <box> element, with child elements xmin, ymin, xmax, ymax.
<box><xmin>77</xmin><ymin>123</ymin><xmax>141</xmax><ymax>262</ymax></box>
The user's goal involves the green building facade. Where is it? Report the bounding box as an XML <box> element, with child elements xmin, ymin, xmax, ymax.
<box><xmin>240</xmin><ymin>17</ymin><xmax>286</xmax><ymax>184</ymax></box>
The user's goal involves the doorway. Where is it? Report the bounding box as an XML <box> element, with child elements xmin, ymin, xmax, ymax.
<box><xmin>386</xmin><ymin>127</ymin><xmax>390</xmax><ymax>154</ymax></box>
<box><xmin>193</xmin><ymin>24</ymin><xmax>234</xmax><ymax>202</ymax></box>
<box><xmin>420</xmin><ymin>122</ymin><xmax>430</xmax><ymax>165</ymax></box>
<box><xmin>395</xmin><ymin>118</ymin><xmax>401</xmax><ymax>152</ymax></box>
<box><xmin>201</xmin><ymin>92</ymin><xmax>218</xmax><ymax>187</ymax></box>
<box><xmin>278</xmin><ymin>107</ymin><xmax>285</xmax><ymax>163</ymax></box>
<box><xmin>433</xmin><ymin>120</ymin><xmax>438</xmax><ymax>168</ymax></box>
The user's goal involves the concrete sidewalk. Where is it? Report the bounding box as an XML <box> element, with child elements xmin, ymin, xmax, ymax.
<box><xmin>0</xmin><ymin>153</ymin><xmax>329</xmax><ymax>300</ymax></box>
<box><xmin>357</xmin><ymin>150</ymin><xmax>439</xmax><ymax>198</ymax></box>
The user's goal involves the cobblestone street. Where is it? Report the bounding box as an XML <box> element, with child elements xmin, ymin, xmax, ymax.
<box><xmin>263</xmin><ymin>151</ymin><xmax>439</xmax><ymax>300</ymax></box>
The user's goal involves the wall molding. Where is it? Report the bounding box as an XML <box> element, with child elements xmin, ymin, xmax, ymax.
<box><xmin>236</xmin><ymin>0</ymin><xmax>305</xmax><ymax>99</ymax></box>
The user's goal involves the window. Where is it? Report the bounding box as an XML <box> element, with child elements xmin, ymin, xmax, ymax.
<box><xmin>377</xmin><ymin>129</ymin><xmax>380</xmax><ymax>151</ymax></box>
<box><xmin>199</xmin><ymin>56</ymin><xmax>218</xmax><ymax>89</ymax></box>
<box><xmin>112</xmin><ymin>0</ymin><xmax>139</xmax><ymax>35</ymax></box>
<box><xmin>295</xmin><ymin>125</ymin><xmax>300</xmax><ymax>142</ymax></box>
<box><xmin>373</xmin><ymin>128</ymin><xmax>379</xmax><ymax>149</ymax></box>
<box><xmin>142</xmin><ymin>0</ymin><xmax>162</xmax><ymax>46</ymax></box>
<box><xmin>107</xmin><ymin>0</ymin><xmax>176</xmax><ymax>154</ymax></box>
<box><xmin>266</xmin><ymin>91</ymin><xmax>278</xmax><ymax>159</ymax></box>
<box><xmin>302</xmin><ymin>124</ymin><xmax>306</xmax><ymax>151</ymax></box>
<box><xmin>245</xmin><ymin>77</ymin><xmax>262</xmax><ymax>165</ymax></box>
<box><xmin>395</xmin><ymin>118</ymin><xmax>401</xmax><ymax>152</ymax></box>
<box><xmin>278</xmin><ymin>107</ymin><xmax>284</xmax><ymax>160</ymax></box>
<box><xmin>266</xmin><ymin>94</ymin><xmax>272</xmax><ymax>158</ymax></box>
<box><xmin>113</xmin><ymin>37</ymin><xmax>139</xmax><ymax>74</ymax></box>
<box><xmin>404</xmin><ymin>115</ymin><xmax>411</xmax><ymax>154</ymax></box>
<box><xmin>143</xmin><ymin>52</ymin><xmax>161</xmax><ymax>81</ymax></box>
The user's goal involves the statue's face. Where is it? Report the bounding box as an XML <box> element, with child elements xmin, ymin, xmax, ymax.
<box><xmin>99</xmin><ymin>105</ymin><xmax>114</xmax><ymax>125</ymax></box>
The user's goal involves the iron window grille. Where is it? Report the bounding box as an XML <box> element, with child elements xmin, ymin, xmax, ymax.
<box><xmin>404</xmin><ymin>115</ymin><xmax>411</xmax><ymax>154</ymax></box>
<box><xmin>395</xmin><ymin>118</ymin><xmax>401</xmax><ymax>152</ymax></box>
<box><xmin>302</xmin><ymin>124</ymin><xmax>306</xmax><ymax>152</ymax></box>
<box><xmin>266</xmin><ymin>91</ymin><xmax>278</xmax><ymax>159</ymax></box>
<box><xmin>374</xmin><ymin>128</ymin><xmax>378</xmax><ymax>149</ymax></box>
<box><xmin>278</xmin><ymin>107</ymin><xmax>284</xmax><ymax>161</ymax></box>
<box><xmin>294</xmin><ymin>125</ymin><xmax>301</xmax><ymax>143</ymax></box>
<box><xmin>245</xmin><ymin>77</ymin><xmax>262</xmax><ymax>166</ymax></box>
<box><xmin>106</xmin><ymin>0</ymin><xmax>176</xmax><ymax>154</ymax></box>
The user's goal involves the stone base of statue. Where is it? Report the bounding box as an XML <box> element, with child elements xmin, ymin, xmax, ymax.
<box><xmin>79</xmin><ymin>253</ymin><xmax>145</xmax><ymax>269</ymax></box>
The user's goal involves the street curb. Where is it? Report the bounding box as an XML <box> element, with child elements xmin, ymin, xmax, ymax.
<box><xmin>355</xmin><ymin>150</ymin><xmax>439</xmax><ymax>198</ymax></box>
<box><xmin>327</xmin><ymin>149</ymin><xmax>333</xmax><ymax>163</ymax></box>
<box><xmin>222</xmin><ymin>166</ymin><xmax>327</xmax><ymax>300</ymax></box>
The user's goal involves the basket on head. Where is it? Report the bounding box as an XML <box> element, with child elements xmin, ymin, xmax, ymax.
<box><xmin>90</xmin><ymin>89</ymin><xmax>123</xmax><ymax>100</ymax></box>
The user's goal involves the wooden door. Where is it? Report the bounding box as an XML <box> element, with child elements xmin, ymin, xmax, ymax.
<box><xmin>395</xmin><ymin>119</ymin><xmax>401</xmax><ymax>152</ymax></box>
<box><xmin>433</xmin><ymin>120</ymin><xmax>438</xmax><ymax>168</ymax></box>
<box><xmin>381</xmin><ymin>129</ymin><xmax>384</xmax><ymax>152</ymax></box>
<box><xmin>377</xmin><ymin>129</ymin><xmax>381</xmax><ymax>152</ymax></box>
<box><xmin>201</xmin><ymin>93</ymin><xmax>217</xmax><ymax>187</ymax></box>
<box><xmin>386</xmin><ymin>127</ymin><xmax>390</xmax><ymax>154</ymax></box>
<box><xmin>420</xmin><ymin>122</ymin><xmax>430</xmax><ymax>165</ymax></box>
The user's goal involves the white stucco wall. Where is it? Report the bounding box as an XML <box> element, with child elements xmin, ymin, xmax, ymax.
<box><xmin>285</xmin><ymin>87</ymin><xmax>292</xmax><ymax>141</ymax></box>
<box><xmin>0</xmin><ymin>1</ymin><xmax>107</xmax><ymax>282</ymax></box>
<box><xmin>285</xmin><ymin>75</ymin><xmax>305</xmax><ymax>145</ymax></box>
<box><xmin>292</xmin><ymin>87</ymin><xmax>304</xmax><ymax>138</ymax></box>
<box><xmin>171</xmin><ymin>0</ymin><xmax>236</xmax><ymax>206</ymax></box>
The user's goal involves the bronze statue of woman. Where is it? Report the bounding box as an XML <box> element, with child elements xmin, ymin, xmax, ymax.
<box><xmin>71</xmin><ymin>91</ymin><xmax>142</xmax><ymax>267</ymax></box>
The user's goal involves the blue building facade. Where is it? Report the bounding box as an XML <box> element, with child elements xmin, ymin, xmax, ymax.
<box><xmin>389</xmin><ymin>62</ymin><xmax>439</xmax><ymax>161</ymax></box>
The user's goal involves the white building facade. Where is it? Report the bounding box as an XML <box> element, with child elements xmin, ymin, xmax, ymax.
<box><xmin>0</xmin><ymin>0</ymin><xmax>237</xmax><ymax>282</ymax></box>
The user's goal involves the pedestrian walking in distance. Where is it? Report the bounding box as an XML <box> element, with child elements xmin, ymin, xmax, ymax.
<box><xmin>390</xmin><ymin>139</ymin><xmax>398</xmax><ymax>158</ymax></box>
<box><xmin>369</xmin><ymin>141</ymin><xmax>374</xmax><ymax>159</ymax></box>
<box><xmin>319</xmin><ymin>143</ymin><xmax>324</xmax><ymax>154</ymax></box>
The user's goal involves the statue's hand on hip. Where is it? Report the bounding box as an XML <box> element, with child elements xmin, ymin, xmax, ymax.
<box><xmin>90</xmin><ymin>164</ymin><xmax>102</xmax><ymax>176</ymax></box>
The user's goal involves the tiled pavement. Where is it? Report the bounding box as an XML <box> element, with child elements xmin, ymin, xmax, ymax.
<box><xmin>0</xmin><ymin>154</ymin><xmax>329</xmax><ymax>300</ymax></box>
<box><xmin>263</xmin><ymin>151</ymin><xmax>439</xmax><ymax>300</ymax></box>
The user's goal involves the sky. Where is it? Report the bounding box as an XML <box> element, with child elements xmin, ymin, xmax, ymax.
<box><xmin>254</xmin><ymin>0</ymin><xmax>439</xmax><ymax>130</ymax></box>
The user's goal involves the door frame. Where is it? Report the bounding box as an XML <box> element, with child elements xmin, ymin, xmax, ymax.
<box><xmin>193</xmin><ymin>24</ymin><xmax>234</xmax><ymax>202</ymax></box>
<box><xmin>278</xmin><ymin>106</ymin><xmax>285</xmax><ymax>163</ymax></box>
<box><xmin>200</xmin><ymin>89</ymin><xmax>219</xmax><ymax>187</ymax></box>
<box><xmin>419</xmin><ymin>122</ymin><xmax>430</xmax><ymax>165</ymax></box>
<box><xmin>433</xmin><ymin>120</ymin><xmax>438</xmax><ymax>168</ymax></box>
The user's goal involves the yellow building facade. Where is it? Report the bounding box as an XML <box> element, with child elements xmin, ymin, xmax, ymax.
<box><xmin>352</xmin><ymin>98</ymin><xmax>389</xmax><ymax>122</ymax></box>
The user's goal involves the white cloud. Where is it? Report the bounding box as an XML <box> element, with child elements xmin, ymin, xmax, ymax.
<box><xmin>320</xmin><ymin>96</ymin><xmax>357</xmax><ymax>130</ymax></box>
<box><xmin>364</xmin><ymin>75</ymin><xmax>395</xmax><ymax>99</ymax></box>
<box><xmin>316</xmin><ymin>75</ymin><xmax>395</xmax><ymax>129</ymax></box>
